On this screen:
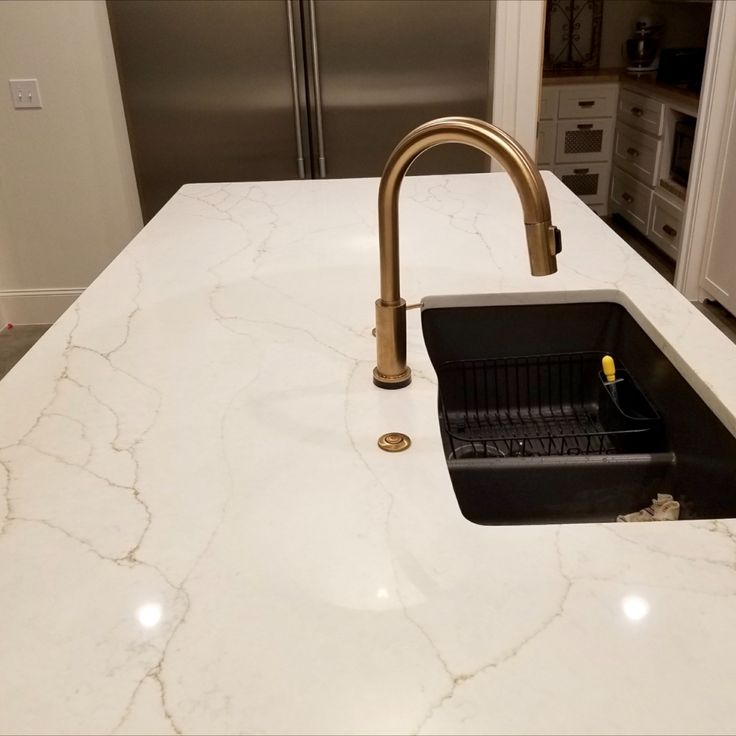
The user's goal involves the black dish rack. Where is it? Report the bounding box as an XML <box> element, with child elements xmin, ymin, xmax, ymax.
<box><xmin>437</xmin><ymin>351</ymin><xmax>662</xmax><ymax>460</ymax></box>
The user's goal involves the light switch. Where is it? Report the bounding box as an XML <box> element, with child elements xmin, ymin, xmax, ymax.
<box><xmin>9</xmin><ymin>79</ymin><xmax>42</xmax><ymax>109</ymax></box>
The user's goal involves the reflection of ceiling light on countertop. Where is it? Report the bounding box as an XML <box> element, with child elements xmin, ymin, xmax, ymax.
<box><xmin>136</xmin><ymin>602</ymin><xmax>163</xmax><ymax>628</ymax></box>
<box><xmin>376</xmin><ymin>587</ymin><xmax>389</xmax><ymax>599</ymax></box>
<box><xmin>621</xmin><ymin>595</ymin><xmax>650</xmax><ymax>622</ymax></box>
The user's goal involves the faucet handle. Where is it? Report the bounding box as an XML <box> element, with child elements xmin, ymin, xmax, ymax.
<box><xmin>552</xmin><ymin>226</ymin><xmax>563</xmax><ymax>255</ymax></box>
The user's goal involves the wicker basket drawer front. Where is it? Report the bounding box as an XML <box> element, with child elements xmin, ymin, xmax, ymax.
<box><xmin>556</xmin><ymin>119</ymin><xmax>614</xmax><ymax>164</ymax></box>
<box><xmin>554</xmin><ymin>163</ymin><xmax>609</xmax><ymax>204</ymax></box>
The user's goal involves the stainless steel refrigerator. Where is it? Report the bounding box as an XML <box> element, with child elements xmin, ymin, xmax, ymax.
<box><xmin>107</xmin><ymin>0</ymin><xmax>495</xmax><ymax>221</ymax></box>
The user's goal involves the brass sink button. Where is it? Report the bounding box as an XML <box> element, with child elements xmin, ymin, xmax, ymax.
<box><xmin>378</xmin><ymin>432</ymin><xmax>411</xmax><ymax>452</ymax></box>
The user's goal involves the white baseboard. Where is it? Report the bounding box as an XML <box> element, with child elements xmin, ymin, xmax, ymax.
<box><xmin>0</xmin><ymin>288</ymin><xmax>85</xmax><ymax>325</ymax></box>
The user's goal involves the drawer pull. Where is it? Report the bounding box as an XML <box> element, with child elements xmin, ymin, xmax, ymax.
<box><xmin>631</xmin><ymin>106</ymin><xmax>644</xmax><ymax>117</ymax></box>
<box><xmin>622</xmin><ymin>192</ymin><xmax>634</xmax><ymax>204</ymax></box>
<box><xmin>626</xmin><ymin>147</ymin><xmax>640</xmax><ymax>158</ymax></box>
<box><xmin>573</xmin><ymin>168</ymin><xmax>590</xmax><ymax>174</ymax></box>
<box><xmin>662</xmin><ymin>224</ymin><xmax>678</xmax><ymax>238</ymax></box>
<box><xmin>577</xmin><ymin>123</ymin><xmax>594</xmax><ymax>130</ymax></box>
<box><xmin>578</xmin><ymin>100</ymin><xmax>595</xmax><ymax>108</ymax></box>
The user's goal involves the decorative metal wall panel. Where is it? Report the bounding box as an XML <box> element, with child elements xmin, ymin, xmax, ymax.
<box><xmin>545</xmin><ymin>0</ymin><xmax>602</xmax><ymax>70</ymax></box>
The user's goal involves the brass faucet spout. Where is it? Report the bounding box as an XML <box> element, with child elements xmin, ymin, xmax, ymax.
<box><xmin>373</xmin><ymin>117</ymin><xmax>561</xmax><ymax>389</ymax></box>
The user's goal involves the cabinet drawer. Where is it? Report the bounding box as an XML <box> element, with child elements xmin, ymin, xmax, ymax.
<box><xmin>555</xmin><ymin>118</ymin><xmax>614</xmax><ymax>163</ymax></box>
<box><xmin>648</xmin><ymin>193</ymin><xmax>683</xmax><ymax>260</ymax></box>
<box><xmin>610</xmin><ymin>166</ymin><xmax>652</xmax><ymax>233</ymax></box>
<box><xmin>554</xmin><ymin>163</ymin><xmax>609</xmax><ymax>204</ymax></box>
<box><xmin>613</xmin><ymin>122</ymin><xmax>661</xmax><ymax>186</ymax></box>
<box><xmin>537</xmin><ymin>120</ymin><xmax>556</xmax><ymax>165</ymax></box>
<box><xmin>558</xmin><ymin>85</ymin><xmax>617</xmax><ymax>119</ymax></box>
<box><xmin>540</xmin><ymin>87</ymin><xmax>558</xmax><ymax>121</ymax></box>
<box><xmin>618</xmin><ymin>88</ymin><xmax>664</xmax><ymax>137</ymax></box>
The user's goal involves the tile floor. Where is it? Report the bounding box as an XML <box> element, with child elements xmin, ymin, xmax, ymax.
<box><xmin>693</xmin><ymin>300</ymin><xmax>736</xmax><ymax>345</ymax></box>
<box><xmin>605</xmin><ymin>214</ymin><xmax>736</xmax><ymax>345</ymax></box>
<box><xmin>0</xmin><ymin>324</ymin><xmax>51</xmax><ymax>380</ymax></box>
<box><xmin>605</xmin><ymin>215</ymin><xmax>676</xmax><ymax>283</ymax></box>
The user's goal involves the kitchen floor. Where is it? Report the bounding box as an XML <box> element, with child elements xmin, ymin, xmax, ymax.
<box><xmin>606</xmin><ymin>215</ymin><xmax>676</xmax><ymax>282</ymax></box>
<box><xmin>606</xmin><ymin>215</ymin><xmax>736</xmax><ymax>345</ymax></box>
<box><xmin>0</xmin><ymin>324</ymin><xmax>51</xmax><ymax>380</ymax></box>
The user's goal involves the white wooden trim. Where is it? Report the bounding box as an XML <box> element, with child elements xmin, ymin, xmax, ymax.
<box><xmin>0</xmin><ymin>288</ymin><xmax>84</xmax><ymax>325</ymax></box>
<box><xmin>492</xmin><ymin>0</ymin><xmax>546</xmax><ymax>164</ymax></box>
<box><xmin>675</xmin><ymin>0</ymin><xmax>736</xmax><ymax>300</ymax></box>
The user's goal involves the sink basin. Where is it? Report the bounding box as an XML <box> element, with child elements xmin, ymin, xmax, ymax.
<box><xmin>421</xmin><ymin>298</ymin><xmax>736</xmax><ymax>525</ymax></box>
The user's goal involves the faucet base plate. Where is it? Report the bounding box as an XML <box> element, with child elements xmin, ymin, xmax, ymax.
<box><xmin>373</xmin><ymin>366</ymin><xmax>412</xmax><ymax>389</ymax></box>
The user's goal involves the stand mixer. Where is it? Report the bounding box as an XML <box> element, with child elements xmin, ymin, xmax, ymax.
<box><xmin>625</xmin><ymin>17</ymin><xmax>663</xmax><ymax>73</ymax></box>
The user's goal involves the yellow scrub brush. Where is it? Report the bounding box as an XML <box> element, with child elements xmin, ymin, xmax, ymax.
<box><xmin>602</xmin><ymin>355</ymin><xmax>619</xmax><ymax>401</ymax></box>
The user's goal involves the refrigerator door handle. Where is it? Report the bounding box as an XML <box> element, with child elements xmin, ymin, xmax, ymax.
<box><xmin>308</xmin><ymin>0</ymin><xmax>327</xmax><ymax>177</ymax></box>
<box><xmin>286</xmin><ymin>0</ymin><xmax>306</xmax><ymax>179</ymax></box>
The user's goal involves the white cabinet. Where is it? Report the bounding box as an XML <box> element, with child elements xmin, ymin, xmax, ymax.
<box><xmin>609</xmin><ymin>82</ymin><xmax>694</xmax><ymax>261</ymax></box>
<box><xmin>701</xmin><ymin>116</ymin><xmax>736</xmax><ymax>315</ymax></box>
<box><xmin>558</xmin><ymin>85</ymin><xmax>617</xmax><ymax>119</ymax></box>
<box><xmin>649</xmin><ymin>193</ymin><xmax>683</xmax><ymax>261</ymax></box>
<box><xmin>538</xmin><ymin>82</ymin><xmax>617</xmax><ymax>214</ymax></box>
<box><xmin>537</xmin><ymin>120</ymin><xmax>556</xmax><ymax>166</ymax></box>
<box><xmin>613</xmin><ymin>121</ymin><xmax>662</xmax><ymax>187</ymax></box>
<box><xmin>617</xmin><ymin>88</ymin><xmax>664</xmax><ymax>137</ymax></box>
<box><xmin>610</xmin><ymin>168</ymin><xmax>652</xmax><ymax>233</ymax></box>
<box><xmin>539</xmin><ymin>87</ymin><xmax>558</xmax><ymax>121</ymax></box>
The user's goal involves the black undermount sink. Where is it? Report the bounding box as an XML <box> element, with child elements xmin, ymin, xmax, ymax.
<box><xmin>421</xmin><ymin>299</ymin><xmax>736</xmax><ymax>525</ymax></box>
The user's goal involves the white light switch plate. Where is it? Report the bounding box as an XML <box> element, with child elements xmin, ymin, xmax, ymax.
<box><xmin>9</xmin><ymin>79</ymin><xmax>42</xmax><ymax>109</ymax></box>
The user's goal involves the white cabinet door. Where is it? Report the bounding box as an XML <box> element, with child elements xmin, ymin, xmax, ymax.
<box><xmin>703</xmin><ymin>132</ymin><xmax>736</xmax><ymax>314</ymax></box>
<box><xmin>610</xmin><ymin>166</ymin><xmax>652</xmax><ymax>235</ymax></box>
<box><xmin>537</xmin><ymin>120</ymin><xmax>556</xmax><ymax>165</ymax></box>
<box><xmin>648</xmin><ymin>193</ymin><xmax>683</xmax><ymax>260</ymax></box>
<box><xmin>612</xmin><ymin>122</ymin><xmax>661</xmax><ymax>187</ymax></box>
<box><xmin>618</xmin><ymin>88</ymin><xmax>665</xmax><ymax>137</ymax></box>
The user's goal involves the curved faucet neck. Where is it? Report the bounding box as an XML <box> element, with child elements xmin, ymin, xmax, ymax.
<box><xmin>373</xmin><ymin>117</ymin><xmax>561</xmax><ymax>389</ymax></box>
<box><xmin>378</xmin><ymin>117</ymin><xmax>558</xmax><ymax>303</ymax></box>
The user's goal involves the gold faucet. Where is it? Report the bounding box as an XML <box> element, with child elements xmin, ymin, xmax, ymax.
<box><xmin>373</xmin><ymin>117</ymin><xmax>562</xmax><ymax>389</ymax></box>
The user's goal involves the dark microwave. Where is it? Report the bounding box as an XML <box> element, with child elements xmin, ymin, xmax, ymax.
<box><xmin>671</xmin><ymin>118</ymin><xmax>696</xmax><ymax>187</ymax></box>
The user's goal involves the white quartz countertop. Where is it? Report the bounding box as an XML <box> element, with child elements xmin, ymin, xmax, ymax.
<box><xmin>3</xmin><ymin>172</ymin><xmax>736</xmax><ymax>735</ymax></box>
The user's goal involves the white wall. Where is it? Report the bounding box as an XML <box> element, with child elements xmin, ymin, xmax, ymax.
<box><xmin>600</xmin><ymin>0</ymin><xmax>656</xmax><ymax>68</ymax></box>
<box><xmin>0</xmin><ymin>0</ymin><xmax>141</xmax><ymax>324</ymax></box>
<box><xmin>494</xmin><ymin>0</ymin><xmax>546</xmax><ymax>159</ymax></box>
<box><xmin>655</xmin><ymin>1</ymin><xmax>712</xmax><ymax>49</ymax></box>
<box><xmin>675</xmin><ymin>0</ymin><xmax>736</xmax><ymax>305</ymax></box>
<box><xmin>600</xmin><ymin>0</ymin><xmax>713</xmax><ymax>69</ymax></box>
